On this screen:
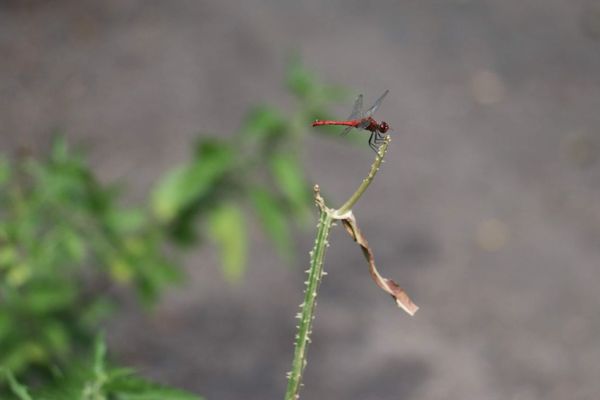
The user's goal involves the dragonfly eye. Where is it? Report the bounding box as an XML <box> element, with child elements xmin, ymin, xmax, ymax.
<box><xmin>379</xmin><ymin>121</ymin><xmax>389</xmax><ymax>133</ymax></box>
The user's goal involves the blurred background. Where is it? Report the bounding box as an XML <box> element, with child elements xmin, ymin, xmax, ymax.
<box><xmin>1</xmin><ymin>1</ymin><xmax>600</xmax><ymax>399</ymax></box>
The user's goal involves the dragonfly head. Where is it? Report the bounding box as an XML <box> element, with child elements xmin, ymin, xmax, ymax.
<box><xmin>379</xmin><ymin>121</ymin><xmax>390</xmax><ymax>134</ymax></box>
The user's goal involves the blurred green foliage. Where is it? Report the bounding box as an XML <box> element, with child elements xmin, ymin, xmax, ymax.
<box><xmin>152</xmin><ymin>59</ymin><xmax>348</xmax><ymax>280</ymax></box>
<box><xmin>0</xmin><ymin>138</ymin><xmax>180</xmax><ymax>388</ymax></box>
<box><xmin>2</xmin><ymin>337</ymin><xmax>201</xmax><ymax>400</ymax></box>
<box><xmin>0</xmin><ymin>60</ymin><xmax>350</xmax><ymax>397</ymax></box>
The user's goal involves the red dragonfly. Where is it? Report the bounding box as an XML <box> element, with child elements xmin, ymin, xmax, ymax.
<box><xmin>312</xmin><ymin>90</ymin><xmax>390</xmax><ymax>152</ymax></box>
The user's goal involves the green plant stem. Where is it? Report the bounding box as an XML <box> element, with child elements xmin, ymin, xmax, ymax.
<box><xmin>284</xmin><ymin>135</ymin><xmax>391</xmax><ymax>400</ymax></box>
<box><xmin>337</xmin><ymin>136</ymin><xmax>390</xmax><ymax>215</ymax></box>
<box><xmin>285</xmin><ymin>207</ymin><xmax>332</xmax><ymax>400</ymax></box>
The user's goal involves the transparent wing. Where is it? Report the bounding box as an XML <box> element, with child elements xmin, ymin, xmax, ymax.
<box><xmin>357</xmin><ymin>119</ymin><xmax>371</xmax><ymax>129</ymax></box>
<box><xmin>340</xmin><ymin>126</ymin><xmax>354</xmax><ymax>136</ymax></box>
<box><xmin>342</xmin><ymin>118</ymin><xmax>369</xmax><ymax>135</ymax></box>
<box><xmin>346</xmin><ymin>94</ymin><xmax>364</xmax><ymax>120</ymax></box>
<box><xmin>364</xmin><ymin>90</ymin><xmax>389</xmax><ymax>117</ymax></box>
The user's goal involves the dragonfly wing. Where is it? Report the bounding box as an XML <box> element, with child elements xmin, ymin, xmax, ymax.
<box><xmin>341</xmin><ymin>119</ymin><xmax>369</xmax><ymax>135</ymax></box>
<box><xmin>346</xmin><ymin>94</ymin><xmax>364</xmax><ymax>120</ymax></box>
<box><xmin>365</xmin><ymin>89</ymin><xmax>389</xmax><ymax>117</ymax></box>
<box><xmin>357</xmin><ymin>119</ymin><xmax>371</xmax><ymax>129</ymax></box>
<box><xmin>340</xmin><ymin>126</ymin><xmax>354</xmax><ymax>136</ymax></box>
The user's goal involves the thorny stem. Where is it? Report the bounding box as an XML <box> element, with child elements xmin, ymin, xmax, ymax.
<box><xmin>284</xmin><ymin>135</ymin><xmax>391</xmax><ymax>400</ymax></box>
<box><xmin>285</xmin><ymin>194</ymin><xmax>332</xmax><ymax>400</ymax></box>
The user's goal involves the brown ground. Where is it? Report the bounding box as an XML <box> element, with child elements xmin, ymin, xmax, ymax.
<box><xmin>2</xmin><ymin>1</ymin><xmax>600</xmax><ymax>399</ymax></box>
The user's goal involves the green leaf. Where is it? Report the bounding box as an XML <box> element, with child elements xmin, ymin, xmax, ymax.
<box><xmin>42</xmin><ymin>321</ymin><xmax>70</xmax><ymax>356</ymax></box>
<box><xmin>1</xmin><ymin>368</ymin><xmax>33</xmax><ymax>400</ymax></box>
<box><xmin>93</xmin><ymin>336</ymin><xmax>107</xmax><ymax>378</ymax></box>
<box><xmin>50</xmin><ymin>136</ymin><xmax>70</xmax><ymax>164</ymax></box>
<box><xmin>80</xmin><ymin>299</ymin><xmax>115</xmax><ymax>329</ymax></box>
<box><xmin>152</xmin><ymin>141</ymin><xmax>233</xmax><ymax>222</ymax></box>
<box><xmin>250</xmin><ymin>187</ymin><xmax>293</xmax><ymax>261</ymax></box>
<box><xmin>109</xmin><ymin>257</ymin><xmax>134</xmax><ymax>284</ymax></box>
<box><xmin>106</xmin><ymin>374</ymin><xmax>202</xmax><ymax>400</ymax></box>
<box><xmin>286</xmin><ymin>59</ymin><xmax>316</xmax><ymax>99</ymax></box>
<box><xmin>2</xmin><ymin>341</ymin><xmax>47</xmax><ymax>374</ymax></box>
<box><xmin>132</xmin><ymin>258</ymin><xmax>182</xmax><ymax>305</ymax></box>
<box><xmin>208</xmin><ymin>204</ymin><xmax>247</xmax><ymax>282</ymax></box>
<box><xmin>6</xmin><ymin>263</ymin><xmax>31</xmax><ymax>287</ymax></box>
<box><xmin>23</xmin><ymin>282</ymin><xmax>77</xmax><ymax>314</ymax></box>
<box><xmin>0</xmin><ymin>313</ymin><xmax>12</xmax><ymax>341</ymax></box>
<box><xmin>269</xmin><ymin>153</ymin><xmax>311</xmax><ymax>220</ymax></box>
<box><xmin>28</xmin><ymin>345</ymin><xmax>202</xmax><ymax>400</ymax></box>
<box><xmin>62</xmin><ymin>228</ymin><xmax>86</xmax><ymax>263</ymax></box>
<box><xmin>151</xmin><ymin>166</ymin><xmax>194</xmax><ymax>222</ymax></box>
<box><xmin>242</xmin><ymin>106</ymin><xmax>286</xmax><ymax>139</ymax></box>
<box><xmin>0</xmin><ymin>246</ymin><xmax>18</xmax><ymax>268</ymax></box>
<box><xmin>107</xmin><ymin>209</ymin><xmax>146</xmax><ymax>233</ymax></box>
<box><xmin>285</xmin><ymin>57</ymin><xmax>348</xmax><ymax>103</ymax></box>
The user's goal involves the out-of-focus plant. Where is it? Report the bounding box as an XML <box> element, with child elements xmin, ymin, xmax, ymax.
<box><xmin>0</xmin><ymin>59</ymin><xmax>354</xmax><ymax>397</ymax></box>
<box><xmin>2</xmin><ymin>337</ymin><xmax>201</xmax><ymax>400</ymax></box>
<box><xmin>0</xmin><ymin>138</ymin><xmax>180</xmax><ymax>386</ymax></box>
<box><xmin>152</xmin><ymin>59</ymin><xmax>349</xmax><ymax>280</ymax></box>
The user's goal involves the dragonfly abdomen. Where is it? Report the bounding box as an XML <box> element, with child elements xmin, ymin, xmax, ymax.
<box><xmin>311</xmin><ymin>119</ymin><xmax>362</xmax><ymax>128</ymax></box>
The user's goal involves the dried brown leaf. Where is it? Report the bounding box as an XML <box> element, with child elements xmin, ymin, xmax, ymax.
<box><xmin>341</xmin><ymin>213</ymin><xmax>419</xmax><ymax>316</ymax></box>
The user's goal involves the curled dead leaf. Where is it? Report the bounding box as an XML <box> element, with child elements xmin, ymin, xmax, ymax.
<box><xmin>341</xmin><ymin>212</ymin><xmax>419</xmax><ymax>316</ymax></box>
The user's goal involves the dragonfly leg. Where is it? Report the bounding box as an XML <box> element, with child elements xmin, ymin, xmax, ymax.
<box><xmin>374</xmin><ymin>131</ymin><xmax>386</xmax><ymax>144</ymax></box>
<box><xmin>368</xmin><ymin>132</ymin><xmax>379</xmax><ymax>153</ymax></box>
<box><xmin>369</xmin><ymin>133</ymin><xmax>384</xmax><ymax>152</ymax></box>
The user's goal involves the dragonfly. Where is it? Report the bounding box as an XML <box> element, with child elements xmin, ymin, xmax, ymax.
<box><xmin>312</xmin><ymin>90</ymin><xmax>390</xmax><ymax>152</ymax></box>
